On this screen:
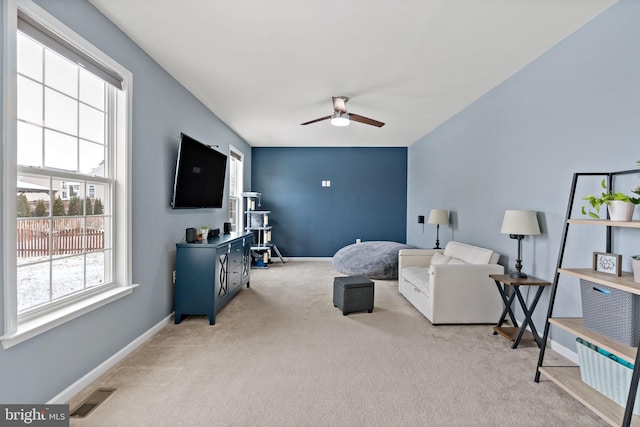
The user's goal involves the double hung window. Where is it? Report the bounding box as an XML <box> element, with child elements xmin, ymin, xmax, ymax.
<box><xmin>228</xmin><ymin>147</ymin><xmax>244</xmax><ymax>232</ymax></box>
<box><xmin>2</xmin><ymin>1</ymin><xmax>134</xmax><ymax>348</ymax></box>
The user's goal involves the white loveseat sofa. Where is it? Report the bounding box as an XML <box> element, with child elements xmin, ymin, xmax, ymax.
<box><xmin>398</xmin><ymin>241</ymin><xmax>504</xmax><ymax>324</ymax></box>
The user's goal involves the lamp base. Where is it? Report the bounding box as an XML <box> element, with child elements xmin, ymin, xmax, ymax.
<box><xmin>509</xmin><ymin>271</ymin><xmax>528</xmax><ymax>279</ymax></box>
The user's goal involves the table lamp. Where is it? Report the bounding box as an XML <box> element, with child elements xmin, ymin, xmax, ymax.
<box><xmin>500</xmin><ymin>210</ymin><xmax>541</xmax><ymax>278</ymax></box>
<box><xmin>428</xmin><ymin>209</ymin><xmax>449</xmax><ymax>249</ymax></box>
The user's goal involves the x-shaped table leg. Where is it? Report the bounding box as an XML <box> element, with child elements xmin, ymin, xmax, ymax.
<box><xmin>511</xmin><ymin>285</ymin><xmax>546</xmax><ymax>348</ymax></box>
<box><xmin>493</xmin><ymin>279</ymin><xmax>518</xmax><ymax>334</ymax></box>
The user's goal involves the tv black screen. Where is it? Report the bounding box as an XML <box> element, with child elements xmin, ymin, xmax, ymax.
<box><xmin>171</xmin><ymin>133</ymin><xmax>227</xmax><ymax>209</ymax></box>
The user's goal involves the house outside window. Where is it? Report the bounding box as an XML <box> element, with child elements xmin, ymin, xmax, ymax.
<box><xmin>2</xmin><ymin>1</ymin><xmax>135</xmax><ymax>348</ymax></box>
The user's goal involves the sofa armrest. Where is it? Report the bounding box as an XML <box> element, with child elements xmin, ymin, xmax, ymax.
<box><xmin>429</xmin><ymin>263</ymin><xmax>505</xmax><ymax>323</ymax></box>
<box><xmin>399</xmin><ymin>249</ymin><xmax>443</xmax><ymax>270</ymax></box>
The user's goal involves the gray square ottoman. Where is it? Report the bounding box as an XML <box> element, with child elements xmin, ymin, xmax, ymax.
<box><xmin>333</xmin><ymin>276</ymin><xmax>374</xmax><ymax>315</ymax></box>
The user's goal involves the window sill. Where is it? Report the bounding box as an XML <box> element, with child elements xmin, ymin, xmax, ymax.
<box><xmin>0</xmin><ymin>284</ymin><xmax>138</xmax><ymax>349</ymax></box>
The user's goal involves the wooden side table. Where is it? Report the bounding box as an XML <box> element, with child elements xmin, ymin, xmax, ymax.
<box><xmin>489</xmin><ymin>274</ymin><xmax>551</xmax><ymax>349</ymax></box>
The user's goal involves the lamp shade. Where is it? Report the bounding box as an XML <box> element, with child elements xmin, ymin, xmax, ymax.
<box><xmin>500</xmin><ymin>210</ymin><xmax>540</xmax><ymax>235</ymax></box>
<box><xmin>427</xmin><ymin>209</ymin><xmax>449</xmax><ymax>225</ymax></box>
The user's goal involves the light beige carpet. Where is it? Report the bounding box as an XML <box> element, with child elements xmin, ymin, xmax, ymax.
<box><xmin>68</xmin><ymin>260</ymin><xmax>606</xmax><ymax>426</ymax></box>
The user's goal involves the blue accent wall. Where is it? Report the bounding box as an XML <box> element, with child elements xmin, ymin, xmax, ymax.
<box><xmin>406</xmin><ymin>0</ymin><xmax>640</xmax><ymax>352</ymax></box>
<box><xmin>252</xmin><ymin>147</ymin><xmax>407</xmax><ymax>256</ymax></box>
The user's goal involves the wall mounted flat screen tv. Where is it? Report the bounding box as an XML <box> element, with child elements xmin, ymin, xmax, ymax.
<box><xmin>171</xmin><ymin>133</ymin><xmax>227</xmax><ymax>209</ymax></box>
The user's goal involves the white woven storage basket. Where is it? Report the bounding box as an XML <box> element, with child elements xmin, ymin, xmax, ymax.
<box><xmin>576</xmin><ymin>339</ymin><xmax>640</xmax><ymax>414</ymax></box>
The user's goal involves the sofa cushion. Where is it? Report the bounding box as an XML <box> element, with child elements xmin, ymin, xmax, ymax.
<box><xmin>430</xmin><ymin>253</ymin><xmax>451</xmax><ymax>265</ymax></box>
<box><xmin>402</xmin><ymin>266</ymin><xmax>430</xmax><ymax>289</ymax></box>
<box><xmin>428</xmin><ymin>256</ymin><xmax>468</xmax><ymax>274</ymax></box>
<box><xmin>443</xmin><ymin>241</ymin><xmax>496</xmax><ymax>264</ymax></box>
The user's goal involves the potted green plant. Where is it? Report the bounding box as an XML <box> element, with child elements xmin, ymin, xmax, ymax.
<box><xmin>581</xmin><ymin>179</ymin><xmax>640</xmax><ymax>221</ymax></box>
<box><xmin>200</xmin><ymin>225</ymin><xmax>210</xmax><ymax>240</ymax></box>
<box><xmin>633</xmin><ymin>255</ymin><xmax>640</xmax><ymax>283</ymax></box>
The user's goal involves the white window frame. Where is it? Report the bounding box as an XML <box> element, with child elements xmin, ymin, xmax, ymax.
<box><xmin>1</xmin><ymin>0</ymin><xmax>137</xmax><ymax>349</ymax></box>
<box><xmin>229</xmin><ymin>145</ymin><xmax>244</xmax><ymax>232</ymax></box>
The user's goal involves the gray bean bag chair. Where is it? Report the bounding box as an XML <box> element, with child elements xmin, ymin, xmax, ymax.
<box><xmin>333</xmin><ymin>241</ymin><xmax>415</xmax><ymax>280</ymax></box>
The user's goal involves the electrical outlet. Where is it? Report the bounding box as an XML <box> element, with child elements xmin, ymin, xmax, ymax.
<box><xmin>356</xmin><ymin>238</ymin><xmax>361</xmax><ymax>244</ymax></box>
<box><xmin>172</xmin><ymin>271</ymin><xmax>176</xmax><ymax>284</ymax></box>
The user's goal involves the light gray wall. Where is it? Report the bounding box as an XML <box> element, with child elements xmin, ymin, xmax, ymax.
<box><xmin>0</xmin><ymin>0</ymin><xmax>251</xmax><ymax>402</ymax></box>
<box><xmin>407</xmin><ymin>0</ymin><xmax>640</xmax><ymax>351</ymax></box>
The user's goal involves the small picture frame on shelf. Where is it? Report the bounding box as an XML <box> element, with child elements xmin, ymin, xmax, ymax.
<box><xmin>592</xmin><ymin>252</ymin><xmax>622</xmax><ymax>276</ymax></box>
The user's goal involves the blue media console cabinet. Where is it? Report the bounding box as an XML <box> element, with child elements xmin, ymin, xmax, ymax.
<box><xmin>174</xmin><ymin>232</ymin><xmax>252</xmax><ymax>325</ymax></box>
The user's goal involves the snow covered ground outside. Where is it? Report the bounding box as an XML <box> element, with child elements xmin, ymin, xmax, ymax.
<box><xmin>17</xmin><ymin>251</ymin><xmax>106</xmax><ymax>311</ymax></box>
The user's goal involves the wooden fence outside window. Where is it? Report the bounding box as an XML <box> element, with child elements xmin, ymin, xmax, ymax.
<box><xmin>17</xmin><ymin>217</ymin><xmax>105</xmax><ymax>257</ymax></box>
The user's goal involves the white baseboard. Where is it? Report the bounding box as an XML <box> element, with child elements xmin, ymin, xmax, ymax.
<box><xmin>285</xmin><ymin>257</ymin><xmax>333</xmax><ymax>261</ymax></box>
<box><xmin>48</xmin><ymin>314</ymin><xmax>172</xmax><ymax>404</ymax></box>
<box><xmin>519</xmin><ymin>324</ymin><xmax>578</xmax><ymax>365</ymax></box>
<box><xmin>549</xmin><ymin>337</ymin><xmax>578</xmax><ymax>364</ymax></box>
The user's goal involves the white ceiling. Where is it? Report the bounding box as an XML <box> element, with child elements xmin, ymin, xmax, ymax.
<box><xmin>89</xmin><ymin>0</ymin><xmax>616</xmax><ymax>147</ymax></box>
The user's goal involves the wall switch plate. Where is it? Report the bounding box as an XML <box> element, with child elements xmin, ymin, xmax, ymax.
<box><xmin>418</xmin><ymin>215</ymin><xmax>425</xmax><ymax>224</ymax></box>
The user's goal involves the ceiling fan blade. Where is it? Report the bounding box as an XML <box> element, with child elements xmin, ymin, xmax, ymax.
<box><xmin>332</xmin><ymin>96</ymin><xmax>348</xmax><ymax>113</ymax></box>
<box><xmin>300</xmin><ymin>115</ymin><xmax>331</xmax><ymax>125</ymax></box>
<box><xmin>349</xmin><ymin>113</ymin><xmax>385</xmax><ymax>128</ymax></box>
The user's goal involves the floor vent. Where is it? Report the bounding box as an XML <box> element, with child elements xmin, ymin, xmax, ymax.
<box><xmin>70</xmin><ymin>388</ymin><xmax>116</xmax><ymax>418</ymax></box>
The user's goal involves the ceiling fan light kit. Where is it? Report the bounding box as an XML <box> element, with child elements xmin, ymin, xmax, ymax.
<box><xmin>330</xmin><ymin>112</ymin><xmax>350</xmax><ymax>127</ymax></box>
<box><xmin>301</xmin><ymin>96</ymin><xmax>385</xmax><ymax>128</ymax></box>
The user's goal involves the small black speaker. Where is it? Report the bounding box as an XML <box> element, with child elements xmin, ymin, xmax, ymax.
<box><xmin>210</xmin><ymin>228</ymin><xmax>220</xmax><ymax>237</ymax></box>
<box><xmin>223</xmin><ymin>222</ymin><xmax>232</xmax><ymax>234</ymax></box>
<box><xmin>186</xmin><ymin>227</ymin><xmax>197</xmax><ymax>243</ymax></box>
